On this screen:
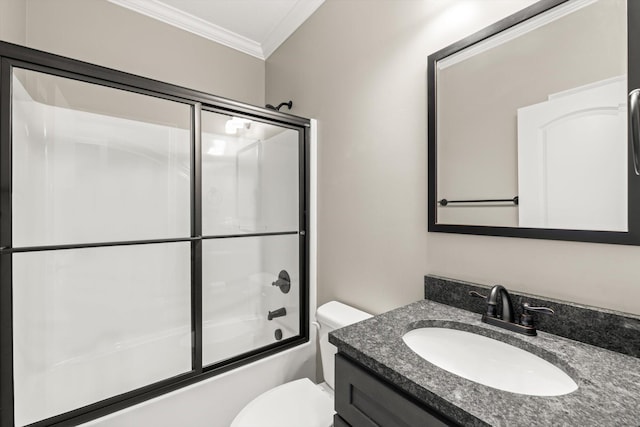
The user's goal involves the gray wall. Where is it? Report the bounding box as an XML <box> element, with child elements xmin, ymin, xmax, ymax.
<box><xmin>0</xmin><ymin>0</ymin><xmax>26</xmax><ymax>45</ymax></box>
<box><xmin>1</xmin><ymin>0</ymin><xmax>265</xmax><ymax>106</ymax></box>
<box><xmin>266</xmin><ymin>0</ymin><xmax>640</xmax><ymax>316</ymax></box>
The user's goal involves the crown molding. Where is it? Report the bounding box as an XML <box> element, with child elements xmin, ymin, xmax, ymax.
<box><xmin>107</xmin><ymin>0</ymin><xmax>265</xmax><ymax>59</ymax></box>
<box><xmin>108</xmin><ymin>0</ymin><xmax>325</xmax><ymax>60</ymax></box>
<box><xmin>262</xmin><ymin>0</ymin><xmax>325</xmax><ymax>59</ymax></box>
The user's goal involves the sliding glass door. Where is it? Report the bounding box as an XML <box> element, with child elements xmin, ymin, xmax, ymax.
<box><xmin>200</xmin><ymin>111</ymin><xmax>301</xmax><ymax>366</ymax></box>
<box><xmin>10</xmin><ymin>68</ymin><xmax>193</xmax><ymax>426</ymax></box>
<box><xmin>0</xmin><ymin>42</ymin><xmax>309</xmax><ymax>427</ymax></box>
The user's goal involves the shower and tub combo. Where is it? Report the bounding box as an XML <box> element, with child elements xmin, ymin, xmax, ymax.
<box><xmin>0</xmin><ymin>41</ymin><xmax>314</xmax><ymax>427</ymax></box>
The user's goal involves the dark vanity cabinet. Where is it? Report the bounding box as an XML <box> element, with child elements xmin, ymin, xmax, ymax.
<box><xmin>334</xmin><ymin>354</ymin><xmax>455</xmax><ymax>427</ymax></box>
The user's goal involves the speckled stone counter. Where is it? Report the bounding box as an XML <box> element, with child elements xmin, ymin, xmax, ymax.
<box><xmin>329</xmin><ymin>299</ymin><xmax>640</xmax><ymax>426</ymax></box>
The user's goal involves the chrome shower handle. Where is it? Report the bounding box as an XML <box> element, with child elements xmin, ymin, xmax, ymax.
<box><xmin>629</xmin><ymin>89</ymin><xmax>640</xmax><ymax>175</ymax></box>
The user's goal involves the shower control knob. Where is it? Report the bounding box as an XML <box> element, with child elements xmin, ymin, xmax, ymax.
<box><xmin>272</xmin><ymin>270</ymin><xmax>291</xmax><ymax>294</ymax></box>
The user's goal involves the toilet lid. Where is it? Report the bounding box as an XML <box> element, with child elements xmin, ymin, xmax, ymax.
<box><xmin>230</xmin><ymin>378</ymin><xmax>334</xmax><ymax>427</ymax></box>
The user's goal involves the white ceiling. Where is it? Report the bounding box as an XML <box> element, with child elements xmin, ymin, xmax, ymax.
<box><xmin>107</xmin><ymin>0</ymin><xmax>325</xmax><ymax>60</ymax></box>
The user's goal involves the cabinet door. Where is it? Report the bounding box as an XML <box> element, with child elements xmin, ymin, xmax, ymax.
<box><xmin>334</xmin><ymin>414</ymin><xmax>352</xmax><ymax>427</ymax></box>
<box><xmin>335</xmin><ymin>354</ymin><xmax>455</xmax><ymax>427</ymax></box>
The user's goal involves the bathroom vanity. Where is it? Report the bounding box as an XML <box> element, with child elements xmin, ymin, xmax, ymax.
<box><xmin>329</xmin><ymin>277</ymin><xmax>640</xmax><ymax>426</ymax></box>
<box><xmin>334</xmin><ymin>354</ymin><xmax>452</xmax><ymax>426</ymax></box>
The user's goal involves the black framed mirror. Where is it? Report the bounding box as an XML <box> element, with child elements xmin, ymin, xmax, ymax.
<box><xmin>428</xmin><ymin>0</ymin><xmax>640</xmax><ymax>245</ymax></box>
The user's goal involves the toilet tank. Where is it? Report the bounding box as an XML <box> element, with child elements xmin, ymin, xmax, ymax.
<box><xmin>316</xmin><ymin>301</ymin><xmax>372</xmax><ymax>390</ymax></box>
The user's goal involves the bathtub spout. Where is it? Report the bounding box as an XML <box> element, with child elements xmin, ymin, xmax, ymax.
<box><xmin>268</xmin><ymin>307</ymin><xmax>287</xmax><ymax>321</ymax></box>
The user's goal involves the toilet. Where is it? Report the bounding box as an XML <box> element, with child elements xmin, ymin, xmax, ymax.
<box><xmin>230</xmin><ymin>301</ymin><xmax>372</xmax><ymax>427</ymax></box>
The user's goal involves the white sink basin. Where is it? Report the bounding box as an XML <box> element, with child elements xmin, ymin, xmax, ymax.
<box><xmin>402</xmin><ymin>327</ymin><xmax>578</xmax><ymax>396</ymax></box>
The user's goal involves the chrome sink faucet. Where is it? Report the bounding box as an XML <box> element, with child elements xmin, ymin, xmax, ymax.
<box><xmin>470</xmin><ymin>285</ymin><xmax>553</xmax><ymax>336</ymax></box>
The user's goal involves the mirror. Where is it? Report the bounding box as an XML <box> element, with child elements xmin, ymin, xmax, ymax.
<box><xmin>428</xmin><ymin>0</ymin><xmax>640</xmax><ymax>245</ymax></box>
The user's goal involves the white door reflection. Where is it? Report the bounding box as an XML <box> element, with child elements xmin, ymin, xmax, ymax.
<box><xmin>518</xmin><ymin>76</ymin><xmax>627</xmax><ymax>231</ymax></box>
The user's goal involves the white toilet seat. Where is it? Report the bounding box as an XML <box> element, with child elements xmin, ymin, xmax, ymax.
<box><xmin>230</xmin><ymin>378</ymin><xmax>334</xmax><ymax>427</ymax></box>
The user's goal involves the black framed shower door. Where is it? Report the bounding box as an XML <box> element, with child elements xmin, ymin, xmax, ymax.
<box><xmin>0</xmin><ymin>40</ymin><xmax>310</xmax><ymax>427</ymax></box>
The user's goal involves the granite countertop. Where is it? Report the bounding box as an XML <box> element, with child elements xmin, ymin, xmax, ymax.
<box><xmin>329</xmin><ymin>299</ymin><xmax>640</xmax><ymax>426</ymax></box>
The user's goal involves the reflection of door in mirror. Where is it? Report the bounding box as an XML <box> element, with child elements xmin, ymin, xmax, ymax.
<box><xmin>518</xmin><ymin>76</ymin><xmax>627</xmax><ymax>231</ymax></box>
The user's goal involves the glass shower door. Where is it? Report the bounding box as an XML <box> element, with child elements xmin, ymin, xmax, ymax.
<box><xmin>1</xmin><ymin>47</ymin><xmax>308</xmax><ymax>427</ymax></box>
<box><xmin>200</xmin><ymin>110</ymin><xmax>301</xmax><ymax>366</ymax></box>
<box><xmin>10</xmin><ymin>68</ymin><xmax>193</xmax><ymax>426</ymax></box>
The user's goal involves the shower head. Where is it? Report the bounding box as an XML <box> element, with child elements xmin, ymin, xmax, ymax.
<box><xmin>265</xmin><ymin>100</ymin><xmax>293</xmax><ymax>111</ymax></box>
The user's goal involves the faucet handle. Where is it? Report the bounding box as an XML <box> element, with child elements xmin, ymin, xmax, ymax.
<box><xmin>469</xmin><ymin>290</ymin><xmax>488</xmax><ymax>299</ymax></box>
<box><xmin>520</xmin><ymin>302</ymin><xmax>554</xmax><ymax>327</ymax></box>
<box><xmin>523</xmin><ymin>302</ymin><xmax>554</xmax><ymax>315</ymax></box>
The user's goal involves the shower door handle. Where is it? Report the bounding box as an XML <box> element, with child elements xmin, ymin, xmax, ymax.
<box><xmin>630</xmin><ymin>89</ymin><xmax>640</xmax><ymax>175</ymax></box>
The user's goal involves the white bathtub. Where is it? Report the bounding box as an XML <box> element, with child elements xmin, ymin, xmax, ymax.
<box><xmin>82</xmin><ymin>329</ymin><xmax>316</xmax><ymax>427</ymax></box>
<box><xmin>200</xmin><ymin>315</ymin><xmax>298</xmax><ymax>366</ymax></box>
